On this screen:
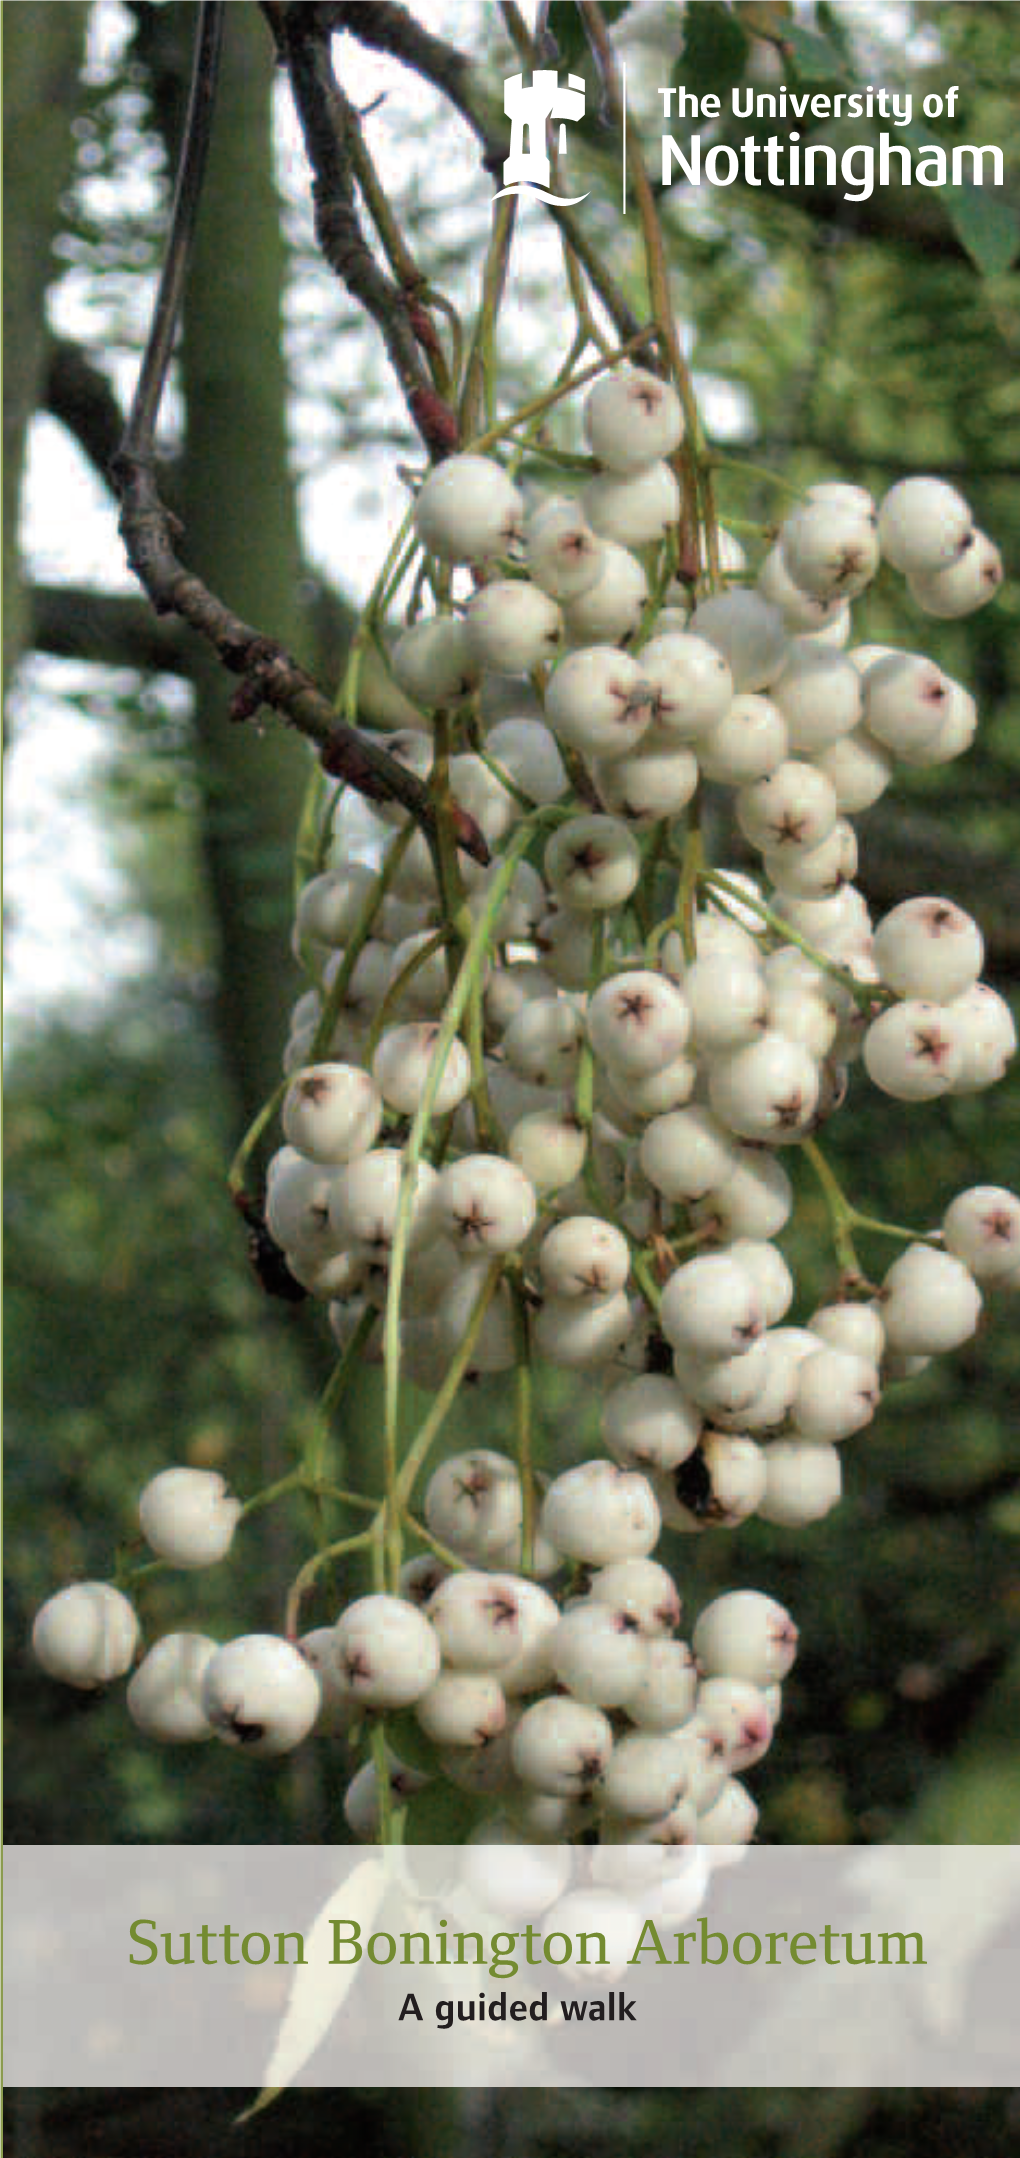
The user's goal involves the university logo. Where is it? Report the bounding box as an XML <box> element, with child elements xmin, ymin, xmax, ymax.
<box><xmin>494</xmin><ymin>70</ymin><xmax>590</xmax><ymax>205</ymax></box>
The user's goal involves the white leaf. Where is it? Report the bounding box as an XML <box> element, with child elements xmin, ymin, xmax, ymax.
<box><xmin>238</xmin><ymin>1857</ymin><xmax>388</xmax><ymax>2120</ymax></box>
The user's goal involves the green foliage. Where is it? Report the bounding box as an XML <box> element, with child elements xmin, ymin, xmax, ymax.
<box><xmin>783</xmin><ymin>22</ymin><xmax>847</xmax><ymax>83</ymax></box>
<box><xmin>679</xmin><ymin>5</ymin><xmax>751</xmax><ymax>108</ymax></box>
<box><xmin>548</xmin><ymin>1</ymin><xmax>632</xmax><ymax>71</ymax></box>
<box><xmin>946</xmin><ymin>185</ymin><xmax>1020</xmax><ymax>279</ymax></box>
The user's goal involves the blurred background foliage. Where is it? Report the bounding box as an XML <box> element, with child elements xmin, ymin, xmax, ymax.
<box><xmin>5</xmin><ymin>1</ymin><xmax>1020</xmax><ymax>2149</ymax></box>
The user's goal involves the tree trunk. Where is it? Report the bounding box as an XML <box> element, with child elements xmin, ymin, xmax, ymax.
<box><xmin>3</xmin><ymin>3</ymin><xmax>89</xmax><ymax>715</ymax></box>
<box><xmin>138</xmin><ymin>0</ymin><xmax>311</xmax><ymax>1129</ymax></box>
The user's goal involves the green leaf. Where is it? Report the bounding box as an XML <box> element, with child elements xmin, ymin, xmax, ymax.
<box><xmin>815</xmin><ymin>3</ymin><xmax>855</xmax><ymax>67</ymax></box>
<box><xmin>784</xmin><ymin>23</ymin><xmax>848</xmax><ymax>83</ymax></box>
<box><xmin>548</xmin><ymin>0</ymin><xmax>631</xmax><ymax>70</ymax></box>
<box><xmin>679</xmin><ymin>3</ymin><xmax>750</xmax><ymax>109</ymax></box>
<box><xmin>947</xmin><ymin>187</ymin><xmax>1020</xmax><ymax>279</ymax></box>
<box><xmin>385</xmin><ymin>1708</ymin><xmax>442</xmax><ymax>1775</ymax></box>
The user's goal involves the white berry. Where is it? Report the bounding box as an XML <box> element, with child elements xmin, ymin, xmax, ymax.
<box><xmin>908</xmin><ymin>531</ymin><xmax>1003</xmax><ymax>618</ymax></box>
<box><xmin>689</xmin><ymin>589</ymin><xmax>790</xmax><ymax>691</ymax></box>
<box><xmin>464</xmin><ymin>579</ymin><xmax>563</xmax><ymax>673</ymax></box>
<box><xmin>583</xmin><ymin>460</ymin><xmax>680</xmax><ymax>548</ymax></box>
<box><xmin>138</xmin><ymin>1468</ymin><xmax>242</xmax><ymax>1569</ymax></box>
<box><xmin>545</xmin><ymin>646</ymin><xmax>654</xmax><ymax>762</ymax></box>
<box><xmin>414</xmin><ymin>454</ymin><xmax>524</xmax><ymax>564</ymax></box>
<box><xmin>540</xmin><ymin>1460</ymin><xmax>661</xmax><ymax>1564</ymax></box>
<box><xmin>693</xmin><ymin>1590</ymin><xmax>799</xmax><ymax>1686</ymax></box>
<box><xmin>880</xmin><ymin>1243</ymin><xmax>982</xmax><ymax>1356</ymax></box>
<box><xmin>942</xmin><ymin>1186</ymin><xmax>1020</xmax><ymax>1281</ymax></box>
<box><xmin>873</xmin><ymin>896</ymin><xmax>984</xmax><ymax>1003</ymax></box>
<box><xmin>562</xmin><ymin>539</ymin><xmax>648</xmax><ymax>645</ymax></box>
<box><xmin>32</xmin><ymin>1583</ymin><xmax>139</xmax><ymax>1690</ymax></box>
<box><xmin>282</xmin><ymin>1063</ymin><xmax>383</xmax><ymax>1165</ymax></box>
<box><xmin>602</xmin><ymin>1373</ymin><xmax>701</xmax><ymax>1475</ymax></box>
<box><xmin>511</xmin><ymin>1696</ymin><xmax>614</xmax><ymax>1795</ymax></box>
<box><xmin>126</xmin><ymin>1633</ymin><xmax>218</xmax><ymax>1742</ymax></box>
<box><xmin>551</xmin><ymin>1602</ymin><xmax>648</xmax><ymax>1708</ymax></box>
<box><xmin>877</xmin><ymin>476</ymin><xmax>974</xmax><ymax>576</ymax></box>
<box><xmin>584</xmin><ymin>367</ymin><xmax>684</xmax><ymax>474</ymax></box>
<box><xmin>543</xmin><ymin>815</ymin><xmax>642</xmax><ymax>912</ymax></box>
<box><xmin>201</xmin><ymin>1635</ymin><xmax>321</xmax><ymax>1755</ymax></box>
<box><xmin>660</xmin><ymin>1251</ymin><xmax>763</xmax><ymax>1360</ymax></box>
<box><xmin>335</xmin><ymin>1593</ymin><xmax>442</xmax><ymax>1706</ymax></box>
<box><xmin>391</xmin><ymin>615</ymin><xmax>479</xmax><ymax>706</ymax></box>
<box><xmin>758</xmin><ymin>1441</ymin><xmax>842</xmax><ymax>1527</ymax></box>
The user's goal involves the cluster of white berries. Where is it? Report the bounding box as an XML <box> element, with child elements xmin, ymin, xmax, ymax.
<box><xmin>30</xmin><ymin>364</ymin><xmax>1015</xmax><ymax>1853</ymax></box>
<box><xmin>329</xmin><ymin>1501</ymin><xmax>796</xmax><ymax>1848</ymax></box>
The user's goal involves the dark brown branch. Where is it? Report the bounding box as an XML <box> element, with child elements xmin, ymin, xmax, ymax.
<box><xmin>326</xmin><ymin>0</ymin><xmax>642</xmax><ymax>345</ymax></box>
<box><xmin>322</xmin><ymin>0</ymin><xmax>502</xmax><ymax>166</ymax></box>
<box><xmin>110</xmin><ymin>455</ymin><xmax>486</xmax><ymax>853</ymax></box>
<box><xmin>43</xmin><ymin>339</ymin><xmax>128</xmax><ymax>490</ymax></box>
<box><xmin>30</xmin><ymin>584</ymin><xmax>193</xmax><ymax>672</ymax></box>
<box><xmin>112</xmin><ymin>0</ymin><xmax>487</xmax><ymax>861</ymax></box>
<box><xmin>281</xmin><ymin>8</ymin><xmax>458</xmax><ymax>458</ymax></box>
<box><xmin>121</xmin><ymin>0</ymin><xmax>224</xmax><ymax>466</ymax></box>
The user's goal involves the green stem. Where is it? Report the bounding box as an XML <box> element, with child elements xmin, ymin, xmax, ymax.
<box><xmin>704</xmin><ymin>453</ymin><xmax>803</xmax><ymax>502</ymax></box>
<box><xmin>315</xmin><ymin>1485</ymin><xmax>378</xmax><ymax>1514</ymax></box>
<box><xmin>803</xmin><ymin>1137</ymin><xmax>864</xmax><ymax>1280</ymax></box>
<box><xmin>393</xmin><ymin>1258</ymin><xmax>506</xmax><ymax>1512</ymax></box>
<box><xmin>676</xmin><ymin>793</ymin><xmax>705</xmax><ymax>964</ymax></box>
<box><xmin>239</xmin><ymin>1468</ymin><xmax>305</xmax><ymax>1521</ymax></box>
<box><xmin>382</xmin><ymin>811</ymin><xmax>562</xmax><ymax>1530</ymax></box>
<box><xmin>574</xmin><ymin>911</ymin><xmax>606</xmax><ymax>1182</ymax></box>
<box><xmin>424</xmin><ymin>285</ymin><xmax>464</xmax><ymax>385</ymax></box>
<box><xmin>630</xmin><ymin>1247</ymin><xmax>663</xmax><ymax>1317</ymax></box>
<box><xmin>370</xmin><ymin>1716</ymin><xmax>400</xmax><ymax>1847</ymax></box>
<box><xmin>701</xmin><ymin>871</ymin><xmax>885</xmax><ymax>1010</ymax></box>
<box><xmin>363</xmin><ymin>928</ymin><xmax>449</xmax><ymax>1064</ymax></box>
<box><xmin>311</xmin><ymin>822</ymin><xmax>415</xmax><ymax>1061</ymax></box>
<box><xmin>112</xmin><ymin>1552</ymin><xmax>167</xmax><ymax>1593</ymax></box>
<box><xmin>459</xmin><ymin>195</ymin><xmax>516</xmax><ymax>440</ymax></box>
<box><xmin>304</xmin><ymin>1305</ymin><xmax>380</xmax><ymax>1485</ymax></box>
<box><xmin>465</xmin><ymin>328</ymin><xmax>655</xmax><ymax>456</ymax></box>
<box><xmin>293</xmin><ymin>759</ymin><xmax>330</xmax><ymax>903</ymax></box>
<box><xmin>848</xmin><ymin>1212</ymin><xmax>940</xmax><ymax>1249</ymax></box>
<box><xmin>504</xmin><ymin>325</ymin><xmax>588</xmax><ymax>484</ymax></box>
<box><xmin>227</xmin><ymin>1077</ymin><xmax>288</xmax><ymax>1198</ymax></box>
<box><xmin>577</xmin><ymin>1</ymin><xmax>708</xmax><ymax>578</ymax></box>
<box><xmin>283</xmin><ymin>1522</ymin><xmax>377</xmax><ymax>1638</ymax></box>
<box><xmin>509</xmin><ymin>1270</ymin><xmax>535</xmax><ymax>1576</ymax></box>
<box><xmin>401</xmin><ymin>1515</ymin><xmax>469</xmax><ymax>1572</ymax></box>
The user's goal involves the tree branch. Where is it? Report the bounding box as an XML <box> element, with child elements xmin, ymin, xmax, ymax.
<box><xmin>112</xmin><ymin>0</ymin><xmax>487</xmax><ymax>862</ymax></box>
<box><xmin>326</xmin><ymin>0</ymin><xmax>642</xmax><ymax>345</ymax></box>
<box><xmin>30</xmin><ymin>583</ymin><xmax>192</xmax><ymax>672</ymax></box>
<box><xmin>280</xmin><ymin>6</ymin><xmax>458</xmax><ymax>457</ymax></box>
<box><xmin>43</xmin><ymin>339</ymin><xmax>127</xmax><ymax>490</ymax></box>
<box><xmin>323</xmin><ymin>0</ymin><xmax>502</xmax><ymax>164</ymax></box>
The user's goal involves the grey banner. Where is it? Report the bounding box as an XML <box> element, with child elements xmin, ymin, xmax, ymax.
<box><xmin>5</xmin><ymin>1845</ymin><xmax>1020</xmax><ymax>2089</ymax></box>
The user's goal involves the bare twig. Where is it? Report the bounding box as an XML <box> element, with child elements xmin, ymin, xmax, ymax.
<box><xmin>44</xmin><ymin>339</ymin><xmax>129</xmax><ymax>490</ymax></box>
<box><xmin>340</xmin><ymin>93</ymin><xmax>453</xmax><ymax>397</ymax></box>
<box><xmin>458</xmin><ymin>196</ymin><xmax>517</xmax><ymax>440</ymax></box>
<box><xmin>111</xmin><ymin>0</ymin><xmax>487</xmax><ymax>861</ymax></box>
<box><xmin>325</xmin><ymin>0</ymin><xmax>503</xmax><ymax>164</ymax></box>
<box><xmin>329</xmin><ymin>0</ymin><xmax>642</xmax><ymax>344</ymax></box>
<box><xmin>281</xmin><ymin>6</ymin><xmax>459</xmax><ymax>456</ymax></box>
